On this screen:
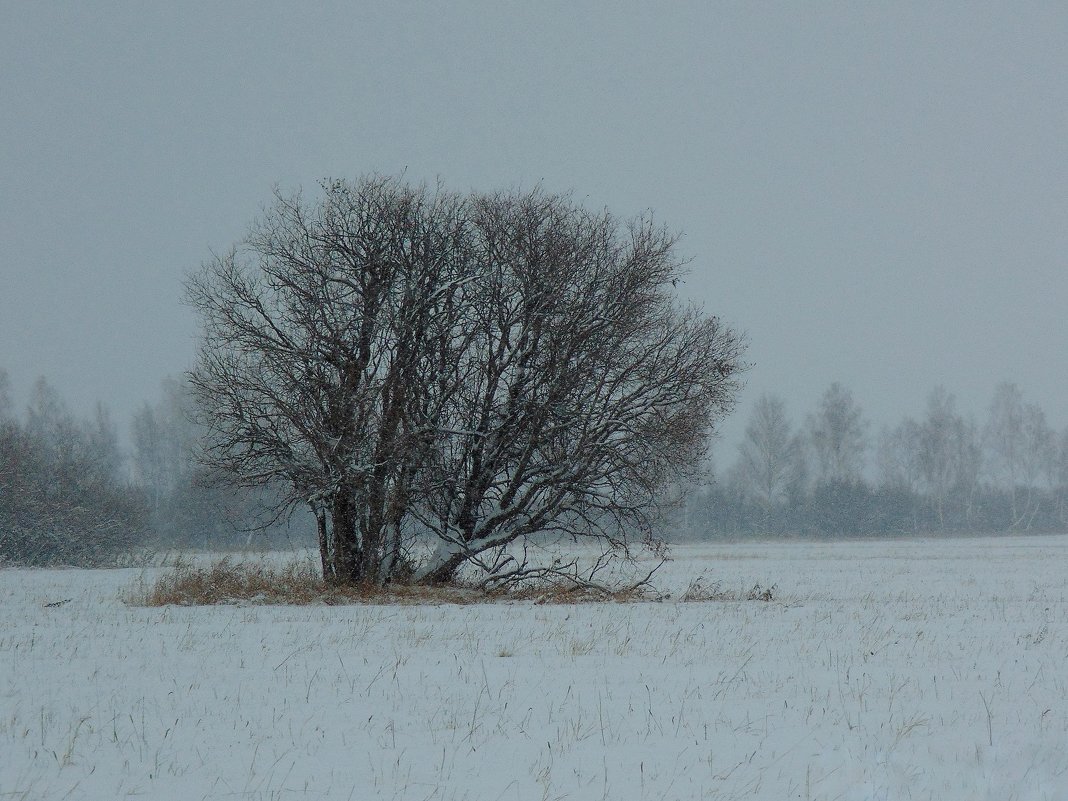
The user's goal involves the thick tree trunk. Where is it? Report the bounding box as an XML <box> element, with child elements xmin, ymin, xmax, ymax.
<box><xmin>330</xmin><ymin>493</ymin><xmax>361</xmax><ymax>584</ymax></box>
<box><xmin>361</xmin><ymin>499</ymin><xmax>384</xmax><ymax>586</ymax></box>
<box><xmin>315</xmin><ymin>507</ymin><xmax>332</xmax><ymax>582</ymax></box>
<box><xmin>419</xmin><ymin>552</ymin><xmax>465</xmax><ymax>585</ymax></box>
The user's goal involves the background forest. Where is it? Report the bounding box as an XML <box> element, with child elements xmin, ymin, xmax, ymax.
<box><xmin>688</xmin><ymin>382</ymin><xmax>1068</xmax><ymax>538</ymax></box>
<box><xmin>2</xmin><ymin>367</ymin><xmax>1066</xmax><ymax>566</ymax></box>
<box><xmin>0</xmin><ymin>370</ymin><xmax>300</xmax><ymax>565</ymax></box>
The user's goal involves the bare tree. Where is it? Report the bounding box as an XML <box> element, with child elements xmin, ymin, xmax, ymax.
<box><xmin>875</xmin><ymin>420</ymin><xmax>922</xmax><ymax>494</ymax></box>
<box><xmin>410</xmin><ymin>192</ymin><xmax>742</xmax><ymax>585</ymax></box>
<box><xmin>984</xmin><ymin>382</ymin><xmax>1053</xmax><ymax>529</ymax></box>
<box><xmin>876</xmin><ymin>388</ymin><xmax>980</xmax><ymax>529</ymax></box>
<box><xmin>0</xmin><ymin>368</ymin><xmax>11</xmax><ymax>421</ymax></box>
<box><xmin>187</xmin><ymin>177</ymin><xmax>744</xmax><ymax>587</ymax></box>
<box><xmin>1053</xmin><ymin>427</ymin><xmax>1068</xmax><ymax>526</ymax></box>
<box><xmin>0</xmin><ymin>376</ymin><xmax>144</xmax><ymax>566</ymax></box>
<box><xmin>132</xmin><ymin>376</ymin><xmax>269</xmax><ymax>548</ymax></box>
<box><xmin>733</xmin><ymin>394</ymin><xmax>804</xmax><ymax>533</ymax></box>
<box><xmin>916</xmin><ymin>388</ymin><xmax>981</xmax><ymax>528</ymax></box>
<box><xmin>188</xmin><ymin>178</ymin><xmax>475</xmax><ymax>584</ymax></box>
<box><xmin>131</xmin><ymin>377</ymin><xmax>197</xmax><ymax>510</ymax></box>
<box><xmin>806</xmin><ymin>382</ymin><xmax>867</xmax><ymax>485</ymax></box>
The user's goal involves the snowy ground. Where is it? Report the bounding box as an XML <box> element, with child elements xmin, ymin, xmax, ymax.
<box><xmin>2</xmin><ymin>535</ymin><xmax>1067</xmax><ymax>801</ymax></box>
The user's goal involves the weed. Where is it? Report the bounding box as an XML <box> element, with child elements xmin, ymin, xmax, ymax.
<box><xmin>127</xmin><ymin>559</ymin><xmax>676</xmax><ymax>607</ymax></box>
<box><xmin>678</xmin><ymin>576</ymin><xmax>776</xmax><ymax>602</ymax></box>
<box><xmin>129</xmin><ymin>559</ymin><xmax>775</xmax><ymax>607</ymax></box>
<box><xmin>126</xmin><ymin>559</ymin><xmax>483</xmax><ymax>607</ymax></box>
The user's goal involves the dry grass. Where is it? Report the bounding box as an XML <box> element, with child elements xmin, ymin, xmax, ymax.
<box><xmin>499</xmin><ymin>581</ymin><xmax>662</xmax><ymax>604</ymax></box>
<box><xmin>127</xmin><ymin>559</ymin><xmax>774</xmax><ymax>607</ymax></box>
<box><xmin>678</xmin><ymin>575</ymin><xmax>776</xmax><ymax>602</ymax></box>
<box><xmin>126</xmin><ymin>559</ymin><xmax>485</xmax><ymax>607</ymax></box>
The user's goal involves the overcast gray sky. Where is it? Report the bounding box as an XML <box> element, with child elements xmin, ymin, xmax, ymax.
<box><xmin>2</xmin><ymin>2</ymin><xmax>1066</xmax><ymax>451</ymax></box>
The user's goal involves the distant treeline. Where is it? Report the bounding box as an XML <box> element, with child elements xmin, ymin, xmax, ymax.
<box><xmin>3</xmin><ymin>369</ymin><xmax>1065</xmax><ymax>565</ymax></box>
<box><xmin>128</xmin><ymin>376</ymin><xmax>311</xmax><ymax>551</ymax></box>
<box><xmin>681</xmin><ymin>383</ymin><xmax>1068</xmax><ymax>538</ymax></box>
<box><xmin>0</xmin><ymin>370</ymin><xmax>305</xmax><ymax>566</ymax></box>
<box><xmin>0</xmin><ymin>371</ymin><xmax>143</xmax><ymax>565</ymax></box>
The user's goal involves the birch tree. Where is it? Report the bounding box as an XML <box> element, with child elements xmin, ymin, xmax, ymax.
<box><xmin>734</xmin><ymin>394</ymin><xmax>804</xmax><ymax>533</ymax></box>
<box><xmin>984</xmin><ymin>382</ymin><xmax>1053</xmax><ymax>529</ymax></box>
<box><xmin>915</xmin><ymin>388</ymin><xmax>981</xmax><ymax>528</ymax></box>
<box><xmin>806</xmin><ymin>382</ymin><xmax>867</xmax><ymax>485</ymax></box>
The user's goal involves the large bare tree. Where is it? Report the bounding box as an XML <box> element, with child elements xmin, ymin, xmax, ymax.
<box><xmin>187</xmin><ymin>177</ymin><xmax>744</xmax><ymax>586</ymax></box>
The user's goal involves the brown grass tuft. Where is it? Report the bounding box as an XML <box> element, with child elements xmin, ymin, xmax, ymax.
<box><xmin>126</xmin><ymin>559</ymin><xmax>775</xmax><ymax>607</ymax></box>
<box><xmin>126</xmin><ymin>559</ymin><xmax>487</xmax><ymax>607</ymax></box>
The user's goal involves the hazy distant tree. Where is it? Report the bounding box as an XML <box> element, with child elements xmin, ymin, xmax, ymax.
<box><xmin>188</xmin><ymin>177</ymin><xmax>744</xmax><ymax>587</ymax></box>
<box><xmin>25</xmin><ymin>377</ymin><xmax>73</xmax><ymax>449</ymax></box>
<box><xmin>1053</xmin><ymin>427</ymin><xmax>1068</xmax><ymax>526</ymax></box>
<box><xmin>876</xmin><ymin>420</ymin><xmax>923</xmax><ymax>494</ymax></box>
<box><xmin>87</xmin><ymin>403</ymin><xmax>123</xmax><ymax>484</ymax></box>
<box><xmin>132</xmin><ymin>377</ymin><xmax>197</xmax><ymax>516</ymax></box>
<box><xmin>984</xmin><ymin>382</ymin><xmax>1053</xmax><ymax>529</ymax></box>
<box><xmin>1022</xmin><ymin>406</ymin><xmax>1055</xmax><ymax>485</ymax></box>
<box><xmin>984</xmin><ymin>382</ymin><xmax>1025</xmax><ymax>515</ymax></box>
<box><xmin>131</xmin><ymin>376</ymin><xmax>292</xmax><ymax>549</ymax></box>
<box><xmin>23</xmin><ymin>379</ymin><xmax>89</xmax><ymax>514</ymax></box>
<box><xmin>0</xmin><ymin>370</ymin><xmax>19</xmax><ymax>551</ymax></box>
<box><xmin>733</xmin><ymin>394</ymin><xmax>804</xmax><ymax>533</ymax></box>
<box><xmin>131</xmin><ymin>402</ymin><xmax>166</xmax><ymax>514</ymax></box>
<box><xmin>799</xmin><ymin>384</ymin><xmax>879</xmax><ymax>537</ymax></box>
<box><xmin>677</xmin><ymin>450</ymin><xmax>719</xmax><ymax>537</ymax></box>
<box><xmin>875</xmin><ymin>388</ymin><xmax>980</xmax><ymax>530</ymax></box>
<box><xmin>0</xmin><ymin>377</ymin><xmax>144</xmax><ymax>565</ymax></box>
<box><xmin>806</xmin><ymin>382</ymin><xmax>867</xmax><ymax>484</ymax></box>
<box><xmin>916</xmin><ymin>388</ymin><xmax>981</xmax><ymax>528</ymax></box>
<box><xmin>0</xmin><ymin>368</ymin><xmax>11</xmax><ymax>420</ymax></box>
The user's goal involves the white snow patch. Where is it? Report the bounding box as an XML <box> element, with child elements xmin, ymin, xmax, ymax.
<box><xmin>2</xmin><ymin>535</ymin><xmax>1067</xmax><ymax>799</ymax></box>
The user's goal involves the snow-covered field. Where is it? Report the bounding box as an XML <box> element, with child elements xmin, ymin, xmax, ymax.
<box><xmin>2</xmin><ymin>536</ymin><xmax>1067</xmax><ymax>800</ymax></box>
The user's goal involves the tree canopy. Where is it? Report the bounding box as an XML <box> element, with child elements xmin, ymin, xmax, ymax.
<box><xmin>187</xmin><ymin>177</ymin><xmax>745</xmax><ymax>586</ymax></box>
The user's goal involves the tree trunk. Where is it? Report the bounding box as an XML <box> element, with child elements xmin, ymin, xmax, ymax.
<box><xmin>330</xmin><ymin>493</ymin><xmax>360</xmax><ymax>584</ymax></box>
<box><xmin>362</xmin><ymin>494</ymin><xmax>385</xmax><ymax>586</ymax></box>
<box><xmin>419</xmin><ymin>553</ymin><xmax>464</xmax><ymax>585</ymax></box>
<box><xmin>315</xmin><ymin>507</ymin><xmax>332</xmax><ymax>582</ymax></box>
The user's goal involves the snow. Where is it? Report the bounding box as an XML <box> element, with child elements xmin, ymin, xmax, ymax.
<box><xmin>2</xmin><ymin>535</ymin><xmax>1068</xmax><ymax>800</ymax></box>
